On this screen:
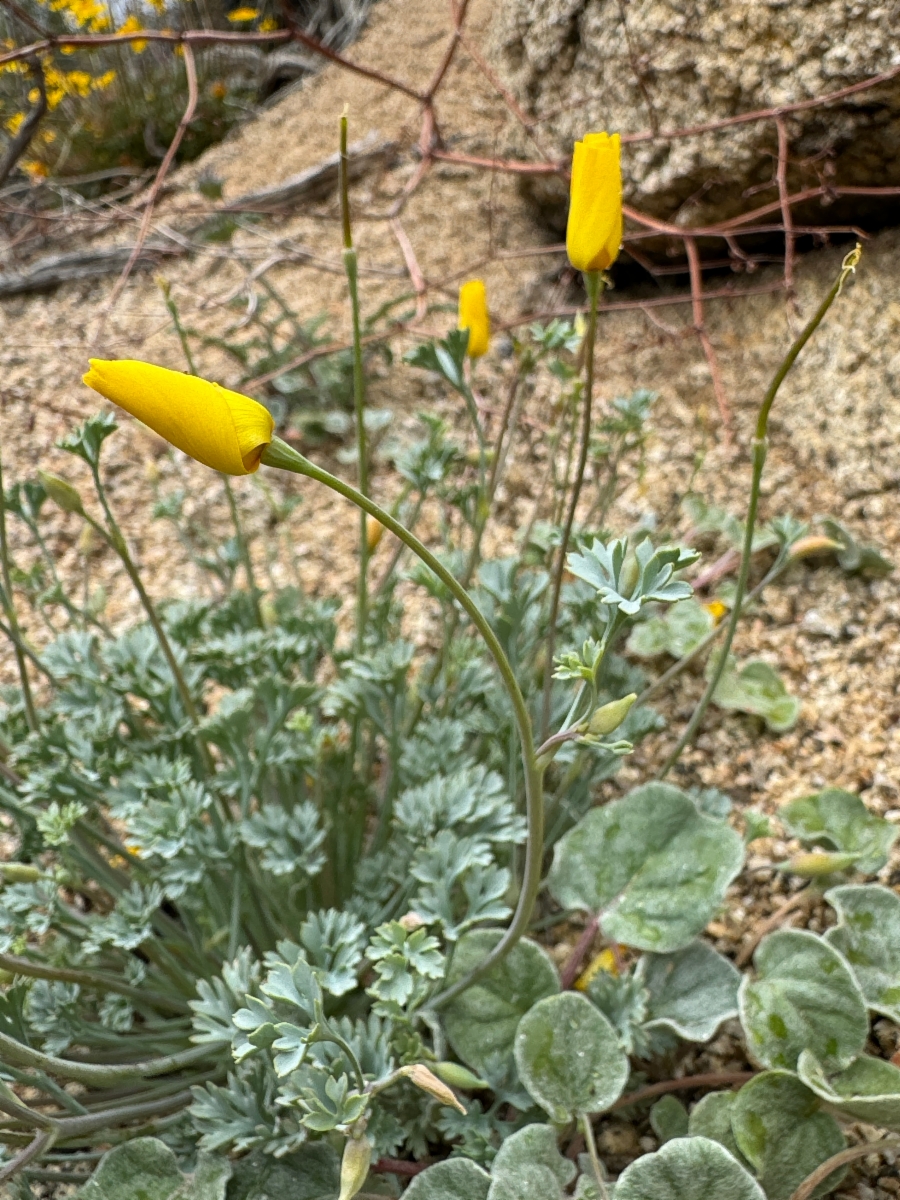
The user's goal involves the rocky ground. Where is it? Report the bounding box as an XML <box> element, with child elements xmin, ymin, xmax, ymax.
<box><xmin>1</xmin><ymin>0</ymin><xmax>899</xmax><ymax>1194</ymax></box>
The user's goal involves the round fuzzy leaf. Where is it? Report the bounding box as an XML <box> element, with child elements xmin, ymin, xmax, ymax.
<box><xmin>650</xmin><ymin>1095</ymin><xmax>690</xmax><ymax>1143</ymax></box>
<box><xmin>490</xmin><ymin>1123</ymin><xmax>576</xmax><ymax>1189</ymax></box>
<box><xmin>443</xmin><ymin>931</ymin><xmax>558</xmax><ymax>1078</ymax></box>
<box><xmin>731</xmin><ymin>1071</ymin><xmax>845</xmax><ymax>1200</ymax></box>
<box><xmin>614</xmin><ymin>1136</ymin><xmax>765</xmax><ymax>1200</ymax></box>
<box><xmin>781</xmin><ymin>790</ymin><xmax>897</xmax><ymax>874</ymax></box>
<box><xmin>226</xmin><ymin>1144</ymin><xmax>339</xmax><ymax>1200</ymax></box>
<box><xmin>798</xmin><ymin>1049</ymin><xmax>900</xmax><ymax>1132</ymax></box>
<box><xmin>548</xmin><ymin>784</ymin><xmax>744</xmax><ymax>952</ymax></box>
<box><xmin>824</xmin><ymin>884</ymin><xmax>900</xmax><ymax>1022</ymax></box>
<box><xmin>76</xmin><ymin>1140</ymin><xmax>184</xmax><ymax>1200</ymax></box>
<box><xmin>739</xmin><ymin>929</ymin><xmax>868</xmax><ymax>1071</ymax></box>
<box><xmin>687</xmin><ymin>1093</ymin><xmax>749</xmax><ymax>1169</ymax></box>
<box><xmin>514</xmin><ymin>992</ymin><xmax>629</xmax><ymax>1121</ymax></box>
<box><xmin>643</xmin><ymin>940</ymin><xmax>740</xmax><ymax>1042</ymax></box>
<box><xmin>404</xmin><ymin>1159</ymin><xmax>491</xmax><ymax>1200</ymax></box>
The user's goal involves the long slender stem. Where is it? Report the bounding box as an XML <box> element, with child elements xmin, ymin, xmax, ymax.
<box><xmin>0</xmin><ymin>453</ymin><xmax>38</xmax><ymax>730</ymax></box>
<box><xmin>341</xmin><ymin>112</ymin><xmax>370</xmax><ymax>653</ymax></box>
<box><xmin>261</xmin><ymin>438</ymin><xmax>543</xmax><ymax>1001</ymax></box>
<box><xmin>660</xmin><ymin>244</ymin><xmax>861</xmax><ymax>776</ymax></box>
<box><xmin>0</xmin><ymin>1031</ymin><xmax>216</xmax><ymax>1089</ymax></box>
<box><xmin>580</xmin><ymin>1112</ymin><xmax>610</xmax><ymax>1200</ymax></box>
<box><xmin>221</xmin><ymin>475</ymin><xmax>262</xmax><ymax>626</ymax></box>
<box><xmin>541</xmin><ymin>272</ymin><xmax>602</xmax><ymax>742</ymax></box>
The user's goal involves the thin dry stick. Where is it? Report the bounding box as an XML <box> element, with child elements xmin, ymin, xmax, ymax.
<box><xmin>98</xmin><ymin>43</ymin><xmax>199</xmax><ymax>328</ymax></box>
<box><xmin>0</xmin><ymin>56</ymin><xmax>46</xmax><ymax>189</ymax></box>
<box><xmin>610</xmin><ymin>1071</ymin><xmax>755</xmax><ymax>1112</ymax></box>
<box><xmin>775</xmin><ymin>116</ymin><xmax>796</xmax><ymax>302</ymax></box>
<box><xmin>735</xmin><ymin>888</ymin><xmax>811</xmax><ymax>968</ymax></box>
<box><xmin>422</xmin><ymin>0</ymin><xmax>471</xmax><ymax>102</ymax></box>
<box><xmin>390</xmin><ymin>216</ymin><xmax>427</xmax><ymax>320</ymax></box>
<box><xmin>788</xmin><ymin>1137</ymin><xmax>900</xmax><ymax>1200</ymax></box>
<box><xmin>685</xmin><ymin>236</ymin><xmax>733</xmax><ymax>439</ymax></box>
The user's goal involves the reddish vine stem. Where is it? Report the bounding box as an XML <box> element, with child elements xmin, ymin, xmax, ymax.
<box><xmin>685</xmin><ymin>236</ymin><xmax>733</xmax><ymax>441</ymax></box>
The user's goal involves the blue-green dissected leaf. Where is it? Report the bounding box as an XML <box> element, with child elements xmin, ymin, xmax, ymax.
<box><xmin>614</xmin><ymin>1136</ymin><xmax>765</xmax><ymax>1200</ymax></box>
<box><xmin>403</xmin><ymin>1158</ymin><xmax>491</xmax><ymax>1200</ymax></box>
<box><xmin>687</xmin><ymin>1093</ymin><xmax>748</xmax><ymax>1168</ymax></box>
<box><xmin>487</xmin><ymin>1123</ymin><xmax>576</xmax><ymax>1200</ymax></box>
<box><xmin>824</xmin><ymin>884</ymin><xmax>900</xmax><ymax>1021</ymax></box>
<box><xmin>514</xmin><ymin>992</ymin><xmax>629</xmax><ymax>1121</ymax></box>
<box><xmin>739</xmin><ymin>930</ymin><xmax>868</xmax><ymax>1071</ymax></box>
<box><xmin>798</xmin><ymin>1050</ymin><xmax>900</xmax><ymax>1132</ymax></box>
<box><xmin>628</xmin><ymin>599</ymin><xmax>714</xmax><ymax>660</ymax></box>
<box><xmin>730</xmin><ymin>1071</ymin><xmax>845</xmax><ymax>1200</ymax></box>
<box><xmin>643</xmin><ymin>940</ymin><xmax>740</xmax><ymax>1042</ymax></box>
<box><xmin>781</xmin><ymin>792</ymin><xmax>898</xmax><ymax>874</ymax></box>
<box><xmin>75</xmin><ymin>1138</ymin><xmax>231</xmax><ymax>1200</ymax></box>
<box><xmin>709</xmin><ymin>657</ymin><xmax>800</xmax><ymax>733</ymax></box>
<box><xmin>650</xmin><ymin>1096</ymin><xmax>690</xmax><ymax>1143</ymax></box>
<box><xmin>548</xmin><ymin>784</ymin><xmax>744</xmax><ymax>952</ymax></box>
<box><xmin>226</xmin><ymin>1143</ymin><xmax>340</xmax><ymax>1199</ymax></box>
<box><xmin>443</xmin><ymin>930</ymin><xmax>558</xmax><ymax>1078</ymax></box>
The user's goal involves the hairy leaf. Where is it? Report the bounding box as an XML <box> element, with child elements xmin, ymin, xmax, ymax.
<box><xmin>643</xmin><ymin>940</ymin><xmax>741</xmax><ymax>1042</ymax></box>
<box><xmin>614</xmin><ymin>1136</ymin><xmax>765</xmax><ymax>1200</ymax></box>
<box><xmin>824</xmin><ymin>883</ymin><xmax>900</xmax><ymax>1021</ymax></box>
<box><xmin>781</xmin><ymin>792</ymin><xmax>898</xmax><ymax>874</ymax></box>
<box><xmin>798</xmin><ymin>1050</ymin><xmax>900</xmax><ymax>1132</ymax></box>
<box><xmin>403</xmin><ymin>1158</ymin><xmax>491</xmax><ymax>1200</ymax></box>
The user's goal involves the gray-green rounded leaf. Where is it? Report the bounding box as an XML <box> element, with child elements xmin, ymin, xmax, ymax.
<box><xmin>614</xmin><ymin>1136</ymin><xmax>765</xmax><ymax>1200</ymax></box>
<box><xmin>643</xmin><ymin>940</ymin><xmax>740</xmax><ymax>1042</ymax></box>
<box><xmin>76</xmin><ymin>1139</ymin><xmax>232</xmax><ymax>1200</ymax></box>
<box><xmin>443</xmin><ymin>930</ymin><xmax>559</xmax><ymax>1078</ymax></box>
<box><xmin>739</xmin><ymin>929</ymin><xmax>868</xmax><ymax>1071</ymax></box>
<box><xmin>730</xmin><ymin>1071</ymin><xmax>845</xmax><ymax>1200</ymax></box>
<box><xmin>798</xmin><ymin>1049</ymin><xmax>900</xmax><ymax>1132</ymax></box>
<box><xmin>490</xmin><ymin>1123</ymin><xmax>576</xmax><ymax>1188</ymax></box>
<box><xmin>781</xmin><ymin>790</ymin><xmax>897</xmax><ymax>874</ymax></box>
<box><xmin>548</xmin><ymin>784</ymin><xmax>744</xmax><ymax>952</ymax></box>
<box><xmin>514</xmin><ymin>992</ymin><xmax>629</xmax><ymax>1121</ymax></box>
<box><xmin>687</xmin><ymin>1092</ymin><xmax>748</xmax><ymax>1168</ymax></box>
<box><xmin>650</xmin><ymin>1095</ymin><xmax>689</xmax><ymax>1143</ymax></box>
<box><xmin>824</xmin><ymin>883</ymin><xmax>900</xmax><ymax>1022</ymax></box>
<box><xmin>404</xmin><ymin>1158</ymin><xmax>491</xmax><ymax>1200</ymax></box>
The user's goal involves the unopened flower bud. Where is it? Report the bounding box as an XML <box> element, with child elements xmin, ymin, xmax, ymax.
<box><xmin>788</xmin><ymin>535</ymin><xmax>842</xmax><ymax>560</ymax></box>
<box><xmin>1</xmin><ymin>864</ymin><xmax>41</xmax><ymax>884</ymax></box>
<box><xmin>38</xmin><ymin>471</ymin><xmax>84</xmax><ymax>515</ymax></box>
<box><xmin>432</xmin><ymin>1062</ymin><xmax>490</xmax><ymax>1091</ymax></box>
<box><xmin>366</xmin><ymin>516</ymin><xmax>384</xmax><ymax>552</ymax></box>
<box><xmin>338</xmin><ymin>1134</ymin><xmax>372</xmax><ymax>1200</ymax></box>
<box><xmin>587</xmin><ymin>693</ymin><xmax>636</xmax><ymax>736</ymax></box>
<box><xmin>403</xmin><ymin>1064</ymin><xmax>466</xmax><ymax>1113</ymax></box>
<box><xmin>782</xmin><ymin>851</ymin><xmax>858</xmax><ymax>878</ymax></box>
<box><xmin>398</xmin><ymin>911</ymin><xmax>426</xmax><ymax>932</ymax></box>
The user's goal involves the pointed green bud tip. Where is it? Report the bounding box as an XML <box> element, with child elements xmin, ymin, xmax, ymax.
<box><xmin>38</xmin><ymin>470</ymin><xmax>84</xmax><ymax>515</ymax></box>
<box><xmin>587</xmin><ymin>692</ymin><xmax>637</xmax><ymax>736</ymax></box>
<box><xmin>433</xmin><ymin>1061</ymin><xmax>490</xmax><ymax>1091</ymax></box>
<box><xmin>338</xmin><ymin>1134</ymin><xmax>372</xmax><ymax>1200</ymax></box>
<box><xmin>781</xmin><ymin>851</ymin><xmax>860</xmax><ymax>878</ymax></box>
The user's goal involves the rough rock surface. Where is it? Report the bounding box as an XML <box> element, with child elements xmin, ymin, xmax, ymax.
<box><xmin>491</xmin><ymin>0</ymin><xmax>900</xmax><ymax>229</ymax></box>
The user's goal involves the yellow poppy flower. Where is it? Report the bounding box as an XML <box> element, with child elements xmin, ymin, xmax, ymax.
<box><xmin>566</xmin><ymin>131</ymin><xmax>622</xmax><ymax>274</ymax></box>
<box><xmin>458</xmin><ymin>279</ymin><xmax>490</xmax><ymax>359</ymax></box>
<box><xmin>83</xmin><ymin>360</ymin><xmax>274</xmax><ymax>476</ymax></box>
<box><xmin>227</xmin><ymin>6</ymin><xmax>260</xmax><ymax>21</ymax></box>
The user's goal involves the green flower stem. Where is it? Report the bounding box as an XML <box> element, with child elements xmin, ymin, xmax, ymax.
<box><xmin>261</xmin><ymin>436</ymin><xmax>544</xmax><ymax>1002</ymax></box>
<box><xmin>221</xmin><ymin>474</ymin><xmax>262</xmax><ymax>627</ymax></box>
<box><xmin>580</xmin><ymin>1112</ymin><xmax>610</xmax><ymax>1200</ymax></box>
<box><xmin>0</xmin><ymin>954</ymin><xmax>187</xmax><ymax>1014</ymax></box>
<box><xmin>341</xmin><ymin>112</ymin><xmax>370</xmax><ymax>653</ymax></box>
<box><xmin>0</xmin><ymin>1031</ymin><xmax>217</xmax><ymax>1089</ymax></box>
<box><xmin>661</xmin><ymin>244</ymin><xmax>861</xmax><ymax>777</ymax></box>
<box><xmin>0</xmin><ymin>453</ymin><xmax>38</xmax><ymax>730</ymax></box>
<box><xmin>541</xmin><ymin>271</ymin><xmax>603</xmax><ymax>743</ymax></box>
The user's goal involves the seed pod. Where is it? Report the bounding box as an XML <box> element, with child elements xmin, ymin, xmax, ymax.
<box><xmin>338</xmin><ymin>1134</ymin><xmax>372</xmax><ymax>1200</ymax></box>
<box><xmin>782</xmin><ymin>851</ymin><xmax>859</xmax><ymax>878</ymax></box>
<box><xmin>38</xmin><ymin>471</ymin><xmax>84</xmax><ymax>515</ymax></box>
<box><xmin>587</xmin><ymin>692</ymin><xmax>637</xmax><ymax>736</ymax></box>
<box><xmin>432</xmin><ymin>1061</ymin><xmax>490</xmax><ymax>1091</ymax></box>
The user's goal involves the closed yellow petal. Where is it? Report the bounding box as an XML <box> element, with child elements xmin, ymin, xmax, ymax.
<box><xmin>83</xmin><ymin>360</ymin><xmax>273</xmax><ymax>476</ymax></box>
<box><xmin>566</xmin><ymin>132</ymin><xmax>622</xmax><ymax>273</ymax></box>
<box><xmin>458</xmin><ymin>279</ymin><xmax>490</xmax><ymax>358</ymax></box>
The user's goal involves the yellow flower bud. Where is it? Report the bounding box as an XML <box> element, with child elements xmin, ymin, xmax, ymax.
<box><xmin>338</xmin><ymin>1134</ymin><xmax>372</xmax><ymax>1200</ymax></box>
<box><xmin>458</xmin><ymin>279</ymin><xmax>490</xmax><ymax>359</ymax></box>
<box><xmin>704</xmin><ymin>599</ymin><xmax>728</xmax><ymax>624</ymax></box>
<box><xmin>566</xmin><ymin>132</ymin><xmax>622</xmax><ymax>273</ymax></box>
<box><xmin>83</xmin><ymin>360</ymin><xmax>274</xmax><ymax>477</ymax></box>
<box><xmin>575</xmin><ymin>946</ymin><xmax>622</xmax><ymax>992</ymax></box>
<box><xmin>788</xmin><ymin>535</ymin><xmax>842</xmax><ymax>560</ymax></box>
<box><xmin>402</xmin><ymin>1064</ymin><xmax>466</xmax><ymax>1114</ymax></box>
<box><xmin>366</xmin><ymin>515</ymin><xmax>384</xmax><ymax>552</ymax></box>
<box><xmin>39</xmin><ymin>470</ymin><xmax>85</xmax><ymax>515</ymax></box>
<box><xmin>587</xmin><ymin>692</ymin><xmax>636</xmax><ymax>736</ymax></box>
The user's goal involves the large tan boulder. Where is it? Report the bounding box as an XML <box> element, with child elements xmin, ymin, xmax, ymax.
<box><xmin>491</xmin><ymin>0</ymin><xmax>900</xmax><ymax>230</ymax></box>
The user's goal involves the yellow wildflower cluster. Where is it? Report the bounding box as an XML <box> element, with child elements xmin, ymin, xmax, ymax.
<box><xmin>46</xmin><ymin>0</ymin><xmax>110</xmax><ymax>32</ymax></box>
<box><xmin>117</xmin><ymin>14</ymin><xmax>148</xmax><ymax>52</ymax></box>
